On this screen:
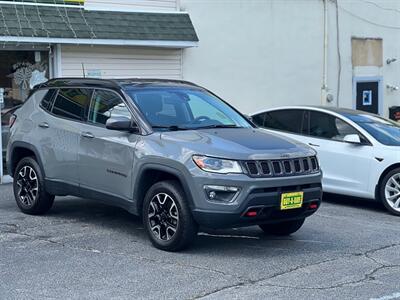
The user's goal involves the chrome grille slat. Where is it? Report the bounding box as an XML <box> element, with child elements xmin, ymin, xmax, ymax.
<box><xmin>243</xmin><ymin>156</ymin><xmax>319</xmax><ymax>178</ymax></box>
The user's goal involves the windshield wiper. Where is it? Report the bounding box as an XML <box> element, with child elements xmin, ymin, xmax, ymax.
<box><xmin>193</xmin><ymin>124</ymin><xmax>243</xmax><ymax>129</ymax></box>
<box><xmin>152</xmin><ymin>125</ymin><xmax>189</xmax><ymax>131</ymax></box>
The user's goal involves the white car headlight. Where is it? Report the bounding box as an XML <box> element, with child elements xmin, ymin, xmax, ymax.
<box><xmin>192</xmin><ymin>155</ymin><xmax>243</xmax><ymax>174</ymax></box>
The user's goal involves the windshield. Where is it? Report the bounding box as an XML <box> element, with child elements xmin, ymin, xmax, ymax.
<box><xmin>346</xmin><ymin>113</ymin><xmax>400</xmax><ymax>146</ymax></box>
<box><xmin>124</xmin><ymin>87</ymin><xmax>252</xmax><ymax>130</ymax></box>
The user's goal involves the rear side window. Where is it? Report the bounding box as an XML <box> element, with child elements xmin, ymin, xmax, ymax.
<box><xmin>252</xmin><ymin>113</ymin><xmax>266</xmax><ymax>127</ymax></box>
<box><xmin>263</xmin><ymin>109</ymin><xmax>306</xmax><ymax>134</ymax></box>
<box><xmin>52</xmin><ymin>88</ymin><xmax>92</xmax><ymax>121</ymax></box>
<box><xmin>40</xmin><ymin>89</ymin><xmax>57</xmax><ymax>112</ymax></box>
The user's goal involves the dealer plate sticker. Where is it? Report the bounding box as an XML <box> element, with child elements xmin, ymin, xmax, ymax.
<box><xmin>280</xmin><ymin>192</ymin><xmax>304</xmax><ymax>210</ymax></box>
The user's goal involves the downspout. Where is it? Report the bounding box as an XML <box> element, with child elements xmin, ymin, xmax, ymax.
<box><xmin>321</xmin><ymin>0</ymin><xmax>328</xmax><ymax>105</ymax></box>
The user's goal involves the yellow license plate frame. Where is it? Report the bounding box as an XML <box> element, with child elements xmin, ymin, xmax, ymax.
<box><xmin>280</xmin><ymin>192</ymin><xmax>304</xmax><ymax>210</ymax></box>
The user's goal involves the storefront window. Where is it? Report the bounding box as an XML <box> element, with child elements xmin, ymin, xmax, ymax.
<box><xmin>1</xmin><ymin>50</ymin><xmax>49</xmax><ymax>176</ymax></box>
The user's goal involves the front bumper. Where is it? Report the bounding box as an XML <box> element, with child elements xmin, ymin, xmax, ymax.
<box><xmin>188</xmin><ymin>170</ymin><xmax>322</xmax><ymax>229</ymax></box>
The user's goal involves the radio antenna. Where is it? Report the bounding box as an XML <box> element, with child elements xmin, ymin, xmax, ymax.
<box><xmin>82</xmin><ymin>63</ymin><xmax>86</xmax><ymax>78</ymax></box>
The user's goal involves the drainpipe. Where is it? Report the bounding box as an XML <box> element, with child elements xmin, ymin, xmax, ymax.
<box><xmin>0</xmin><ymin>104</ymin><xmax>3</xmax><ymax>184</ymax></box>
<box><xmin>321</xmin><ymin>0</ymin><xmax>328</xmax><ymax>105</ymax></box>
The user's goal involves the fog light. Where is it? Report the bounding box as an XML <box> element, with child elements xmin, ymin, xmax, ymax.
<box><xmin>204</xmin><ymin>185</ymin><xmax>240</xmax><ymax>203</ymax></box>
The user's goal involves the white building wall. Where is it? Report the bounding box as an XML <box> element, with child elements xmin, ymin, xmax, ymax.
<box><xmin>181</xmin><ymin>0</ymin><xmax>400</xmax><ymax>117</ymax></box>
<box><xmin>60</xmin><ymin>45</ymin><xmax>183</xmax><ymax>79</ymax></box>
<box><xmin>181</xmin><ymin>0</ymin><xmax>324</xmax><ymax>115</ymax></box>
<box><xmin>326</xmin><ymin>0</ymin><xmax>400</xmax><ymax>117</ymax></box>
<box><xmin>85</xmin><ymin>0</ymin><xmax>179</xmax><ymax>12</ymax></box>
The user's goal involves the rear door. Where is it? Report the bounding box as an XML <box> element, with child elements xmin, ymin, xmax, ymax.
<box><xmin>78</xmin><ymin>89</ymin><xmax>139</xmax><ymax>201</ymax></box>
<box><xmin>41</xmin><ymin>88</ymin><xmax>92</xmax><ymax>186</ymax></box>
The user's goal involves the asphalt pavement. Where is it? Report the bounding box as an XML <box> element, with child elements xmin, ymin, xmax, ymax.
<box><xmin>0</xmin><ymin>183</ymin><xmax>399</xmax><ymax>300</ymax></box>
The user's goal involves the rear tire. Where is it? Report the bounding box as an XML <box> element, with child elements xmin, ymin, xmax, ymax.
<box><xmin>379</xmin><ymin>168</ymin><xmax>400</xmax><ymax>216</ymax></box>
<box><xmin>142</xmin><ymin>180</ymin><xmax>198</xmax><ymax>251</ymax></box>
<box><xmin>13</xmin><ymin>157</ymin><xmax>54</xmax><ymax>215</ymax></box>
<box><xmin>259</xmin><ymin>218</ymin><xmax>305</xmax><ymax>236</ymax></box>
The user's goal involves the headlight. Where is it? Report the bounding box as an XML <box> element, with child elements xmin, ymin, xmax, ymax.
<box><xmin>192</xmin><ymin>155</ymin><xmax>243</xmax><ymax>174</ymax></box>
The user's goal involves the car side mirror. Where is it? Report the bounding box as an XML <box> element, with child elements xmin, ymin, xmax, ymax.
<box><xmin>106</xmin><ymin>116</ymin><xmax>139</xmax><ymax>133</ymax></box>
<box><xmin>343</xmin><ymin>134</ymin><xmax>361</xmax><ymax>144</ymax></box>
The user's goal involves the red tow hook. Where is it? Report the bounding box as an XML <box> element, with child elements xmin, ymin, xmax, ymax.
<box><xmin>308</xmin><ymin>202</ymin><xmax>319</xmax><ymax>210</ymax></box>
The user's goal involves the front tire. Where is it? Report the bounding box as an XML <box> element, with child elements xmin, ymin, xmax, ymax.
<box><xmin>379</xmin><ymin>168</ymin><xmax>400</xmax><ymax>216</ymax></box>
<box><xmin>259</xmin><ymin>218</ymin><xmax>305</xmax><ymax>236</ymax></box>
<box><xmin>13</xmin><ymin>157</ymin><xmax>54</xmax><ymax>215</ymax></box>
<box><xmin>142</xmin><ymin>180</ymin><xmax>198</xmax><ymax>251</ymax></box>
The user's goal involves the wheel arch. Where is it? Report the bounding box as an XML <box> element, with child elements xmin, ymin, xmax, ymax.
<box><xmin>133</xmin><ymin>164</ymin><xmax>195</xmax><ymax>216</ymax></box>
<box><xmin>375</xmin><ymin>163</ymin><xmax>400</xmax><ymax>199</ymax></box>
<box><xmin>8</xmin><ymin>142</ymin><xmax>44</xmax><ymax>178</ymax></box>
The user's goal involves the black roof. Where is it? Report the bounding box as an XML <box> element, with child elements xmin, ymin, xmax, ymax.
<box><xmin>36</xmin><ymin>78</ymin><xmax>200</xmax><ymax>90</ymax></box>
<box><xmin>307</xmin><ymin>106</ymin><xmax>374</xmax><ymax>117</ymax></box>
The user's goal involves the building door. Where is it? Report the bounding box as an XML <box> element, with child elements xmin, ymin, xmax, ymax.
<box><xmin>356</xmin><ymin>81</ymin><xmax>379</xmax><ymax>114</ymax></box>
<box><xmin>0</xmin><ymin>49</ymin><xmax>50</xmax><ymax>179</ymax></box>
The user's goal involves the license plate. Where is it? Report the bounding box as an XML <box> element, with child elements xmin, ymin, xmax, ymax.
<box><xmin>280</xmin><ymin>192</ymin><xmax>304</xmax><ymax>210</ymax></box>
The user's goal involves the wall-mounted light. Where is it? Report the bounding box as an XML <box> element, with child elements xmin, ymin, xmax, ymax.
<box><xmin>386</xmin><ymin>58</ymin><xmax>397</xmax><ymax>65</ymax></box>
<box><xmin>386</xmin><ymin>84</ymin><xmax>399</xmax><ymax>92</ymax></box>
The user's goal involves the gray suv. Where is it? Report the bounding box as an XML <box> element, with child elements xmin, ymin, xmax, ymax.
<box><xmin>7</xmin><ymin>78</ymin><xmax>322</xmax><ymax>251</ymax></box>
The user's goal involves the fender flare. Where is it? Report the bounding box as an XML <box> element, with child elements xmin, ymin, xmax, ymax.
<box><xmin>133</xmin><ymin>163</ymin><xmax>195</xmax><ymax>214</ymax></box>
<box><xmin>8</xmin><ymin>141</ymin><xmax>45</xmax><ymax>178</ymax></box>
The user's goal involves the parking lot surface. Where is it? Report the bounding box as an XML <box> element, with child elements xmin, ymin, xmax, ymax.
<box><xmin>0</xmin><ymin>183</ymin><xmax>399</xmax><ymax>300</ymax></box>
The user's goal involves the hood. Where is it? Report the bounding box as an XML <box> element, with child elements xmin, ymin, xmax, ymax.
<box><xmin>160</xmin><ymin>128</ymin><xmax>315</xmax><ymax>160</ymax></box>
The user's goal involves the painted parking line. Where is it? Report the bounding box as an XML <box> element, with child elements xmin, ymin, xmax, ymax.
<box><xmin>370</xmin><ymin>292</ymin><xmax>400</xmax><ymax>300</ymax></box>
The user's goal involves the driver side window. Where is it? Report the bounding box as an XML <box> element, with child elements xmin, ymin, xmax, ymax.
<box><xmin>309</xmin><ymin>111</ymin><xmax>360</xmax><ymax>142</ymax></box>
<box><xmin>188</xmin><ymin>95</ymin><xmax>234</xmax><ymax>124</ymax></box>
<box><xmin>88</xmin><ymin>89</ymin><xmax>131</xmax><ymax>126</ymax></box>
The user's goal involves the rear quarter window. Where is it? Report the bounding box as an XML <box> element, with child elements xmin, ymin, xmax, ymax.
<box><xmin>39</xmin><ymin>89</ymin><xmax>57</xmax><ymax>112</ymax></box>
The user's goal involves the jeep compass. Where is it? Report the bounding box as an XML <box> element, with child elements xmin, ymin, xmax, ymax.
<box><xmin>7</xmin><ymin>78</ymin><xmax>322</xmax><ymax>251</ymax></box>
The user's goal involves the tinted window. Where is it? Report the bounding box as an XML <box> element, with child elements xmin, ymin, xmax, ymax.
<box><xmin>52</xmin><ymin>88</ymin><xmax>92</xmax><ymax>121</ymax></box>
<box><xmin>263</xmin><ymin>110</ymin><xmax>306</xmax><ymax>134</ymax></box>
<box><xmin>309</xmin><ymin>111</ymin><xmax>360</xmax><ymax>141</ymax></box>
<box><xmin>252</xmin><ymin>113</ymin><xmax>266</xmax><ymax>127</ymax></box>
<box><xmin>88</xmin><ymin>90</ymin><xmax>131</xmax><ymax>126</ymax></box>
<box><xmin>40</xmin><ymin>89</ymin><xmax>57</xmax><ymax>112</ymax></box>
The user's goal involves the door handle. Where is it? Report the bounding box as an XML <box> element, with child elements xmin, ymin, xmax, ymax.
<box><xmin>38</xmin><ymin>122</ymin><xmax>49</xmax><ymax>129</ymax></box>
<box><xmin>308</xmin><ymin>143</ymin><xmax>320</xmax><ymax>147</ymax></box>
<box><xmin>81</xmin><ymin>132</ymin><xmax>95</xmax><ymax>139</ymax></box>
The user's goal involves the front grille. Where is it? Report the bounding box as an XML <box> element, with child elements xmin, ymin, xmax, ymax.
<box><xmin>242</xmin><ymin>156</ymin><xmax>319</xmax><ymax>178</ymax></box>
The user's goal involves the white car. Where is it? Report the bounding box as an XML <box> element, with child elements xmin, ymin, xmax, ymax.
<box><xmin>251</xmin><ymin>106</ymin><xmax>400</xmax><ymax>216</ymax></box>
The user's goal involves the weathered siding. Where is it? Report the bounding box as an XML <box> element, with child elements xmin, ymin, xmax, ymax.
<box><xmin>61</xmin><ymin>45</ymin><xmax>182</xmax><ymax>79</ymax></box>
<box><xmin>85</xmin><ymin>0</ymin><xmax>178</xmax><ymax>12</ymax></box>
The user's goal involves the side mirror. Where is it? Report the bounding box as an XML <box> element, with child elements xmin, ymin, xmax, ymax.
<box><xmin>106</xmin><ymin>116</ymin><xmax>139</xmax><ymax>133</ymax></box>
<box><xmin>343</xmin><ymin>134</ymin><xmax>361</xmax><ymax>144</ymax></box>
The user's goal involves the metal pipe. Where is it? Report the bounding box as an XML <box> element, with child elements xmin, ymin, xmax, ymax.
<box><xmin>0</xmin><ymin>96</ymin><xmax>3</xmax><ymax>184</ymax></box>
<box><xmin>321</xmin><ymin>0</ymin><xmax>329</xmax><ymax>105</ymax></box>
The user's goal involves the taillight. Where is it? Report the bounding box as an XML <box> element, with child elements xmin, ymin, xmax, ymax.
<box><xmin>9</xmin><ymin>114</ymin><xmax>17</xmax><ymax>128</ymax></box>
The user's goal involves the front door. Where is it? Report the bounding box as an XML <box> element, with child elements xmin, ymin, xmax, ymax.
<box><xmin>78</xmin><ymin>89</ymin><xmax>138</xmax><ymax>201</ymax></box>
<box><xmin>356</xmin><ymin>81</ymin><xmax>379</xmax><ymax>114</ymax></box>
<box><xmin>304</xmin><ymin>110</ymin><xmax>373</xmax><ymax>197</ymax></box>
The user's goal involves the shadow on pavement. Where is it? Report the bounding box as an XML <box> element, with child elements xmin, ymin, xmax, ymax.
<box><xmin>322</xmin><ymin>192</ymin><xmax>386</xmax><ymax>213</ymax></box>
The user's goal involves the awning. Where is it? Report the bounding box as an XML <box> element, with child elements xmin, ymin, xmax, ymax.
<box><xmin>0</xmin><ymin>3</ymin><xmax>199</xmax><ymax>48</ymax></box>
